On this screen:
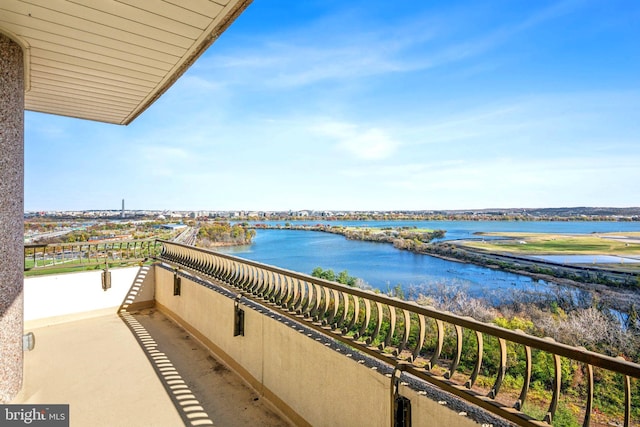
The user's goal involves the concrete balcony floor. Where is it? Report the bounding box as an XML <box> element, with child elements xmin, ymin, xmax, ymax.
<box><xmin>14</xmin><ymin>309</ymin><xmax>289</xmax><ymax>427</ymax></box>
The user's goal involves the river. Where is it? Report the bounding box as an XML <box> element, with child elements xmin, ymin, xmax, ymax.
<box><xmin>217</xmin><ymin>220</ymin><xmax>640</xmax><ymax>306</ymax></box>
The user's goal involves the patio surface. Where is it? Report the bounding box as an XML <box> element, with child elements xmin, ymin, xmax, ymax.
<box><xmin>13</xmin><ymin>309</ymin><xmax>289</xmax><ymax>427</ymax></box>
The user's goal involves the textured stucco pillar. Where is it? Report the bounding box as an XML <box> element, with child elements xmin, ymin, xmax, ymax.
<box><xmin>0</xmin><ymin>33</ymin><xmax>25</xmax><ymax>403</ymax></box>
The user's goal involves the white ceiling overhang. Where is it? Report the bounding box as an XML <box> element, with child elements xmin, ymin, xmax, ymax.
<box><xmin>0</xmin><ymin>0</ymin><xmax>251</xmax><ymax>124</ymax></box>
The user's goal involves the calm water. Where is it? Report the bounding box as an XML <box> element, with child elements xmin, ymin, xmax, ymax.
<box><xmin>218</xmin><ymin>221</ymin><xmax>640</xmax><ymax>302</ymax></box>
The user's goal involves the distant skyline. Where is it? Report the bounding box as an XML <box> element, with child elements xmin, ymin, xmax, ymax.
<box><xmin>25</xmin><ymin>0</ymin><xmax>640</xmax><ymax>211</ymax></box>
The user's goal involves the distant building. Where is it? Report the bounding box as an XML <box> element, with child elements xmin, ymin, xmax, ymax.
<box><xmin>160</xmin><ymin>223</ymin><xmax>188</xmax><ymax>231</ymax></box>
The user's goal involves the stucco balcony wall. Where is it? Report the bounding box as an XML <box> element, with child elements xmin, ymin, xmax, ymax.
<box><xmin>24</xmin><ymin>266</ymin><xmax>154</xmax><ymax>328</ymax></box>
<box><xmin>154</xmin><ymin>264</ymin><xmax>481</xmax><ymax>427</ymax></box>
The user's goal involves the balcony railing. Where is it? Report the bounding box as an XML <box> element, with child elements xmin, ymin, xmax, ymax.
<box><xmin>24</xmin><ymin>239</ymin><xmax>160</xmax><ymax>272</ymax></box>
<box><xmin>157</xmin><ymin>240</ymin><xmax>640</xmax><ymax>427</ymax></box>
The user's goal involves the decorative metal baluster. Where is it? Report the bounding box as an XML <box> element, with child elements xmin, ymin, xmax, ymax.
<box><xmin>224</xmin><ymin>260</ymin><xmax>234</xmax><ymax>283</ymax></box>
<box><xmin>264</xmin><ymin>270</ymin><xmax>276</xmax><ymax>301</ymax></box>
<box><xmin>216</xmin><ymin>256</ymin><xmax>226</xmax><ymax>281</ymax></box>
<box><xmin>267</xmin><ymin>271</ymin><xmax>277</xmax><ymax>301</ymax></box>
<box><xmin>195</xmin><ymin>251</ymin><xmax>205</xmax><ymax>272</ymax></box>
<box><xmin>255</xmin><ymin>266</ymin><xmax>268</xmax><ymax>296</ymax></box>
<box><xmin>205</xmin><ymin>252</ymin><xmax>213</xmax><ymax>275</ymax></box>
<box><xmin>543</xmin><ymin>350</ymin><xmax>562</xmax><ymax>424</ymax></box>
<box><xmin>465</xmin><ymin>330</ymin><xmax>484</xmax><ymax>389</ymax></box>
<box><xmin>253</xmin><ymin>267</ymin><xmax>264</xmax><ymax>294</ymax></box>
<box><xmin>278</xmin><ymin>275</ymin><xmax>291</xmax><ymax>307</ymax></box>
<box><xmin>178</xmin><ymin>246</ymin><xmax>187</xmax><ymax>265</ymax></box>
<box><xmin>315</xmin><ymin>286</ymin><xmax>330</xmax><ymax>323</ymax></box>
<box><xmin>380</xmin><ymin>305</ymin><xmax>397</xmax><ymax>351</ymax></box>
<box><xmin>185</xmin><ymin>247</ymin><xmax>194</xmax><ymax>267</ymax></box>
<box><xmin>212</xmin><ymin>254</ymin><xmax>222</xmax><ymax>278</ymax></box>
<box><xmin>296</xmin><ymin>280</ymin><xmax>309</xmax><ymax>316</ymax></box>
<box><xmin>227</xmin><ymin>260</ymin><xmax>238</xmax><ymax>286</ymax></box>
<box><xmin>367</xmin><ymin>301</ymin><xmax>384</xmax><ymax>347</ymax></box>
<box><xmin>624</xmin><ymin>373</ymin><xmax>631</xmax><ymax>427</ymax></box>
<box><xmin>445</xmin><ymin>324</ymin><xmax>463</xmax><ymax>380</ymax></box>
<box><xmin>394</xmin><ymin>309</ymin><xmax>412</xmax><ymax>358</ymax></box>
<box><xmin>355</xmin><ymin>298</ymin><xmax>371</xmax><ymax>341</ymax></box>
<box><xmin>224</xmin><ymin>258</ymin><xmax>234</xmax><ymax>283</ymax></box>
<box><xmin>208</xmin><ymin>254</ymin><xmax>218</xmax><ymax>278</ymax></box>
<box><xmin>214</xmin><ymin>255</ymin><xmax>224</xmax><ymax>279</ymax></box>
<box><xmin>345</xmin><ymin>295</ymin><xmax>360</xmax><ymax>335</ymax></box>
<box><xmin>489</xmin><ymin>337</ymin><xmax>507</xmax><ymax>399</ymax></box>
<box><xmin>211</xmin><ymin>254</ymin><xmax>222</xmax><ymax>279</ymax></box>
<box><xmin>427</xmin><ymin>319</ymin><xmax>444</xmax><ymax>370</ymax></box>
<box><xmin>204</xmin><ymin>254</ymin><xmax>213</xmax><ymax>277</ymax></box>
<box><xmin>410</xmin><ymin>314</ymin><xmax>426</xmax><ymax>363</ymax></box>
<box><xmin>224</xmin><ymin>260</ymin><xmax>233</xmax><ymax>283</ymax></box>
<box><xmin>176</xmin><ymin>246</ymin><xmax>185</xmax><ymax>265</ymax></box>
<box><xmin>218</xmin><ymin>258</ymin><xmax>228</xmax><ymax>281</ymax></box>
<box><xmin>234</xmin><ymin>261</ymin><xmax>245</xmax><ymax>287</ymax></box>
<box><xmin>220</xmin><ymin>258</ymin><xmax>231</xmax><ymax>282</ymax></box>
<box><xmin>325</xmin><ymin>288</ymin><xmax>340</xmax><ymax>327</ymax></box>
<box><xmin>187</xmin><ymin>249</ymin><xmax>196</xmax><ymax>269</ymax></box>
<box><xmin>273</xmin><ymin>271</ymin><xmax>283</xmax><ymax>302</ymax></box>
<box><xmin>240</xmin><ymin>264</ymin><xmax>249</xmax><ymax>288</ymax></box>
<box><xmin>289</xmin><ymin>277</ymin><xmax>303</xmax><ymax>313</ymax></box>
<box><xmin>514</xmin><ymin>345</ymin><xmax>531</xmax><ymax>410</ymax></box>
<box><xmin>300</xmin><ymin>281</ymin><xmax>314</xmax><ymax>319</ymax></box>
<box><xmin>191</xmin><ymin>251</ymin><xmax>200</xmax><ymax>270</ymax></box>
<box><xmin>272</xmin><ymin>273</ymin><xmax>285</xmax><ymax>304</ymax></box>
<box><xmin>335</xmin><ymin>291</ymin><xmax>350</xmax><ymax>330</ymax></box>
<box><xmin>258</xmin><ymin>269</ymin><xmax>270</xmax><ymax>299</ymax></box>
<box><xmin>309</xmin><ymin>283</ymin><xmax>323</xmax><ymax>321</ymax></box>
<box><xmin>169</xmin><ymin>245</ymin><xmax>178</xmax><ymax>264</ymax></box>
<box><xmin>234</xmin><ymin>262</ymin><xmax>246</xmax><ymax>289</ymax></box>
<box><xmin>582</xmin><ymin>363</ymin><xmax>593</xmax><ymax>427</ymax></box>
<box><xmin>206</xmin><ymin>253</ymin><xmax>214</xmax><ymax>275</ymax></box>
<box><xmin>246</xmin><ymin>265</ymin><xmax>258</xmax><ymax>294</ymax></box>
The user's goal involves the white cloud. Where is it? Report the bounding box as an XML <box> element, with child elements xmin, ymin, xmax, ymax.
<box><xmin>311</xmin><ymin>120</ymin><xmax>399</xmax><ymax>160</ymax></box>
<box><xmin>137</xmin><ymin>146</ymin><xmax>192</xmax><ymax>177</ymax></box>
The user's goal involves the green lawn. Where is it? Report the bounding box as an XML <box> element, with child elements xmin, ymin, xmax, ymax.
<box><xmin>462</xmin><ymin>232</ymin><xmax>640</xmax><ymax>255</ymax></box>
<box><xmin>24</xmin><ymin>260</ymin><xmax>151</xmax><ymax>277</ymax></box>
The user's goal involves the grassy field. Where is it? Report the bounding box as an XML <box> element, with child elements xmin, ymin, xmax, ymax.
<box><xmin>24</xmin><ymin>260</ymin><xmax>150</xmax><ymax>277</ymax></box>
<box><xmin>461</xmin><ymin>232</ymin><xmax>640</xmax><ymax>255</ymax></box>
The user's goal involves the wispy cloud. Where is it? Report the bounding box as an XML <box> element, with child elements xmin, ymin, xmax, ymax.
<box><xmin>198</xmin><ymin>0</ymin><xmax>591</xmax><ymax>92</ymax></box>
<box><xmin>137</xmin><ymin>146</ymin><xmax>191</xmax><ymax>177</ymax></box>
<box><xmin>310</xmin><ymin>120</ymin><xmax>399</xmax><ymax>160</ymax></box>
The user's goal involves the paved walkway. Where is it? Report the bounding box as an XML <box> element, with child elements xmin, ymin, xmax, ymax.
<box><xmin>14</xmin><ymin>310</ymin><xmax>289</xmax><ymax>427</ymax></box>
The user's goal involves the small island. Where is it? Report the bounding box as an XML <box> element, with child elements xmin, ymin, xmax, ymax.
<box><xmin>251</xmin><ymin>223</ymin><xmax>446</xmax><ymax>248</ymax></box>
<box><xmin>197</xmin><ymin>222</ymin><xmax>255</xmax><ymax>248</ymax></box>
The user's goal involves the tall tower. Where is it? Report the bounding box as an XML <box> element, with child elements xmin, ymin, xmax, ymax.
<box><xmin>121</xmin><ymin>199</ymin><xmax>125</xmax><ymax>218</ymax></box>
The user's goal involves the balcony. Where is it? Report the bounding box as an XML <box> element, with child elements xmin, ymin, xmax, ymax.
<box><xmin>14</xmin><ymin>240</ymin><xmax>640</xmax><ymax>426</ymax></box>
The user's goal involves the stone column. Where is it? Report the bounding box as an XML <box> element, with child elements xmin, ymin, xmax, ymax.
<box><xmin>0</xmin><ymin>33</ymin><xmax>25</xmax><ymax>403</ymax></box>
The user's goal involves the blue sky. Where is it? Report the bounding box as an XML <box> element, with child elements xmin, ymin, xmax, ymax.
<box><xmin>25</xmin><ymin>0</ymin><xmax>640</xmax><ymax>211</ymax></box>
